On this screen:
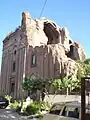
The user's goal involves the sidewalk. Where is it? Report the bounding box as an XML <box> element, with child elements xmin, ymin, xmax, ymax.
<box><xmin>0</xmin><ymin>109</ymin><xmax>39</xmax><ymax>120</ymax></box>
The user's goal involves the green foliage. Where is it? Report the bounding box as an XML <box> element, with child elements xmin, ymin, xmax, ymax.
<box><xmin>77</xmin><ymin>60</ymin><xmax>90</xmax><ymax>77</ymax></box>
<box><xmin>36</xmin><ymin>101</ymin><xmax>51</xmax><ymax>111</ymax></box>
<box><xmin>84</xmin><ymin>64</ymin><xmax>90</xmax><ymax>75</ymax></box>
<box><xmin>5</xmin><ymin>95</ymin><xmax>21</xmax><ymax>110</ymax></box>
<box><xmin>73</xmin><ymin>59</ymin><xmax>90</xmax><ymax>90</ymax></box>
<box><xmin>4</xmin><ymin>94</ymin><xmax>50</xmax><ymax>115</ymax></box>
<box><xmin>26</xmin><ymin>101</ymin><xmax>50</xmax><ymax>115</ymax></box>
<box><xmin>51</xmin><ymin>79</ymin><xmax>62</xmax><ymax>91</ymax></box>
<box><xmin>5</xmin><ymin>95</ymin><xmax>12</xmax><ymax>104</ymax></box>
<box><xmin>7</xmin><ymin>100</ymin><xmax>21</xmax><ymax>111</ymax></box>
<box><xmin>21</xmin><ymin>98</ymin><xmax>32</xmax><ymax>113</ymax></box>
<box><xmin>21</xmin><ymin>100</ymin><xmax>51</xmax><ymax>115</ymax></box>
<box><xmin>22</xmin><ymin>59</ymin><xmax>90</xmax><ymax>97</ymax></box>
<box><xmin>22</xmin><ymin>76</ymin><xmax>51</xmax><ymax>101</ymax></box>
<box><xmin>62</xmin><ymin>76</ymin><xmax>72</xmax><ymax>89</ymax></box>
<box><xmin>84</xmin><ymin>58</ymin><xmax>90</xmax><ymax>64</ymax></box>
<box><xmin>22</xmin><ymin>77</ymin><xmax>43</xmax><ymax>93</ymax></box>
<box><xmin>51</xmin><ymin>75</ymin><xmax>81</xmax><ymax>94</ymax></box>
<box><xmin>69</xmin><ymin>75</ymin><xmax>81</xmax><ymax>90</ymax></box>
<box><xmin>26</xmin><ymin>102</ymin><xmax>40</xmax><ymax>115</ymax></box>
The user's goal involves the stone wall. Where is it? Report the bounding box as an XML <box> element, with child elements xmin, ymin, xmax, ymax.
<box><xmin>27</xmin><ymin>44</ymin><xmax>77</xmax><ymax>79</ymax></box>
<box><xmin>21</xmin><ymin>12</ymin><xmax>86</xmax><ymax>61</ymax></box>
<box><xmin>0</xmin><ymin>28</ymin><xmax>26</xmax><ymax>99</ymax></box>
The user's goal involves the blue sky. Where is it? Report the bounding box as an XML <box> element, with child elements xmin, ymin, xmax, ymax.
<box><xmin>0</xmin><ymin>0</ymin><xmax>90</xmax><ymax>69</ymax></box>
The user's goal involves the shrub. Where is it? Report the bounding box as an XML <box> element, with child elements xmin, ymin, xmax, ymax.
<box><xmin>5</xmin><ymin>95</ymin><xmax>51</xmax><ymax>116</ymax></box>
<box><xmin>21</xmin><ymin>98</ymin><xmax>32</xmax><ymax>114</ymax></box>
<box><xmin>6</xmin><ymin>100</ymin><xmax>21</xmax><ymax>111</ymax></box>
<box><xmin>25</xmin><ymin>101</ymin><xmax>51</xmax><ymax>115</ymax></box>
<box><xmin>26</xmin><ymin>102</ymin><xmax>40</xmax><ymax>115</ymax></box>
<box><xmin>5</xmin><ymin>95</ymin><xmax>12</xmax><ymax>104</ymax></box>
<box><xmin>20</xmin><ymin>100</ymin><xmax>51</xmax><ymax>115</ymax></box>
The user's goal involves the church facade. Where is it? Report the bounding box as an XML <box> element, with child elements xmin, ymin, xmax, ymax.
<box><xmin>0</xmin><ymin>12</ymin><xmax>86</xmax><ymax>99</ymax></box>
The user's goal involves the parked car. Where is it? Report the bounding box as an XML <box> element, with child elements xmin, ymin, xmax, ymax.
<box><xmin>42</xmin><ymin>101</ymin><xmax>90</xmax><ymax>120</ymax></box>
<box><xmin>0</xmin><ymin>96</ymin><xmax>9</xmax><ymax>108</ymax></box>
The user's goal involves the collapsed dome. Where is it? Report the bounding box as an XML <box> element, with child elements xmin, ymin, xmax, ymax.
<box><xmin>42</xmin><ymin>19</ymin><xmax>61</xmax><ymax>44</ymax></box>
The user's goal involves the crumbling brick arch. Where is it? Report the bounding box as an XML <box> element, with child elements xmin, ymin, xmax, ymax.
<box><xmin>43</xmin><ymin>22</ymin><xmax>60</xmax><ymax>44</ymax></box>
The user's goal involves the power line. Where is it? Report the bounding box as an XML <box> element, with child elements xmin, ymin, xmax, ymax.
<box><xmin>39</xmin><ymin>0</ymin><xmax>48</xmax><ymax>18</ymax></box>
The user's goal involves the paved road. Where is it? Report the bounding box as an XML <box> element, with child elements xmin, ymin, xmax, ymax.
<box><xmin>0</xmin><ymin>109</ymin><xmax>38</xmax><ymax>120</ymax></box>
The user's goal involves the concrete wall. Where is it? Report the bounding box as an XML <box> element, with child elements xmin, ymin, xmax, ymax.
<box><xmin>45</xmin><ymin>95</ymin><xmax>89</xmax><ymax>104</ymax></box>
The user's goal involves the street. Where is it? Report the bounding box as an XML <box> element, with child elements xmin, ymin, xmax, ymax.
<box><xmin>0</xmin><ymin>109</ymin><xmax>38</xmax><ymax>120</ymax></box>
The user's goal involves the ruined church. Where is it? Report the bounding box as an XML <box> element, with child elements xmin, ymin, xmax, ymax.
<box><xmin>0</xmin><ymin>12</ymin><xmax>86</xmax><ymax>99</ymax></box>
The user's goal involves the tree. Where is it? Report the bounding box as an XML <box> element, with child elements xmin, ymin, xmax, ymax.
<box><xmin>22</xmin><ymin>59</ymin><xmax>90</xmax><ymax>100</ymax></box>
<box><xmin>49</xmin><ymin>59</ymin><xmax>90</xmax><ymax>95</ymax></box>
<box><xmin>84</xmin><ymin>64</ymin><xmax>90</xmax><ymax>75</ymax></box>
<box><xmin>22</xmin><ymin>76</ymin><xmax>43</xmax><ymax>101</ymax></box>
<box><xmin>74</xmin><ymin>59</ymin><xmax>90</xmax><ymax>92</ymax></box>
<box><xmin>50</xmin><ymin>77</ymin><xmax>75</xmax><ymax>95</ymax></box>
<box><xmin>76</xmin><ymin>60</ymin><xmax>90</xmax><ymax>77</ymax></box>
<box><xmin>84</xmin><ymin>58</ymin><xmax>90</xmax><ymax>64</ymax></box>
<box><xmin>22</xmin><ymin>77</ymin><xmax>43</xmax><ymax>92</ymax></box>
<box><xmin>62</xmin><ymin>76</ymin><xmax>72</xmax><ymax>95</ymax></box>
<box><xmin>51</xmin><ymin>78</ymin><xmax>62</xmax><ymax>93</ymax></box>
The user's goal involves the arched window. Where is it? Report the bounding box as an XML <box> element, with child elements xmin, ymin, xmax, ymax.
<box><xmin>12</xmin><ymin>61</ymin><xmax>16</xmax><ymax>72</ymax></box>
<box><xmin>14</xmin><ymin>50</ymin><xmax>16</xmax><ymax>55</ymax></box>
<box><xmin>31</xmin><ymin>54</ymin><xmax>36</xmax><ymax>67</ymax></box>
<box><xmin>11</xmin><ymin>82</ymin><xmax>15</xmax><ymax>92</ymax></box>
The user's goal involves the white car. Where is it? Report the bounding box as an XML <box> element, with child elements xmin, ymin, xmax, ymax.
<box><xmin>42</xmin><ymin>101</ymin><xmax>90</xmax><ymax>120</ymax></box>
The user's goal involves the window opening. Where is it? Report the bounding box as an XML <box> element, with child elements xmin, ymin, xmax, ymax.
<box><xmin>70</xmin><ymin>45</ymin><xmax>74</xmax><ymax>53</ymax></box>
<box><xmin>31</xmin><ymin>54</ymin><xmax>36</xmax><ymax>66</ymax></box>
<box><xmin>11</xmin><ymin>83</ymin><xmax>15</xmax><ymax>93</ymax></box>
<box><xmin>69</xmin><ymin>40</ymin><xmax>72</xmax><ymax>44</ymax></box>
<box><xmin>62</xmin><ymin>106</ymin><xmax>79</xmax><ymax>119</ymax></box>
<box><xmin>12</xmin><ymin>61</ymin><xmax>16</xmax><ymax>72</ymax></box>
<box><xmin>14</xmin><ymin>50</ymin><xmax>16</xmax><ymax>55</ymax></box>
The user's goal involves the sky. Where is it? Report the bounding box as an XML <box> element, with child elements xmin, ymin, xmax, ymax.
<box><xmin>0</xmin><ymin>0</ymin><xmax>90</xmax><ymax>69</ymax></box>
